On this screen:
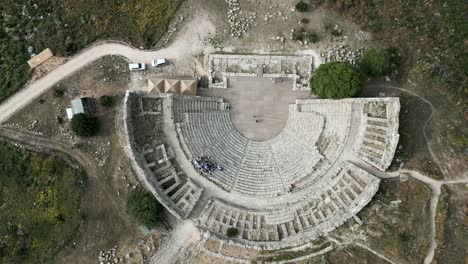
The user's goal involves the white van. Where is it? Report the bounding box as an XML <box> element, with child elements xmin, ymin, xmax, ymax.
<box><xmin>151</xmin><ymin>58</ymin><xmax>168</xmax><ymax>67</ymax></box>
<box><xmin>128</xmin><ymin>63</ymin><xmax>146</xmax><ymax>71</ymax></box>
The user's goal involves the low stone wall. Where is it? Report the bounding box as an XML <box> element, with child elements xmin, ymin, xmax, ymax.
<box><xmin>208</xmin><ymin>53</ymin><xmax>313</xmax><ymax>91</ymax></box>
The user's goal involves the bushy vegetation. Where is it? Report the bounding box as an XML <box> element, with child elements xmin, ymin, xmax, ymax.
<box><xmin>300</xmin><ymin>18</ymin><xmax>310</xmax><ymax>24</ymax></box>
<box><xmin>0</xmin><ymin>0</ymin><xmax>182</xmax><ymax>103</ymax></box>
<box><xmin>53</xmin><ymin>88</ymin><xmax>65</xmax><ymax>98</ymax></box>
<box><xmin>295</xmin><ymin>1</ymin><xmax>309</xmax><ymax>12</ymax></box>
<box><xmin>323</xmin><ymin>21</ymin><xmax>343</xmax><ymax>36</ymax></box>
<box><xmin>0</xmin><ymin>142</ymin><xmax>83</xmax><ymax>263</ymax></box>
<box><xmin>126</xmin><ymin>190</ymin><xmax>164</xmax><ymax>228</ymax></box>
<box><xmin>311</xmin><ymin>0</ymin><xmax>467</xmax><ymax>112</ymax></box>
<box><xmin>358</xmin><ymin>179</ymin><xmax>431</xmax><ymax>263</ymax></box>
<box><xmin>310</xmin><ymin>61</ymin><xmax>363</xmax><ymax>99</ymax></box>
<box><xmin>361</xmin><ymin>48</ymin><xmax>399</xmax><ymax>76</ymax></box>
<box><xmin>99</xmin><ymin>95</ymin><xmax>115</xmax><ymax>108</ymax></box>
<box><xmin>70</xmin><ymin>113</ymin><xmax>99</xmax><ymax>137</ymax></box>
<box><xmin>292</xmin><ymin>28</ymin><xmax>319</xmax><ymax>44</ymax></box>
<box><xmin>226</xmin><ymin>227</ymin><xmax>239</xmax><ymax>238</ymax></box>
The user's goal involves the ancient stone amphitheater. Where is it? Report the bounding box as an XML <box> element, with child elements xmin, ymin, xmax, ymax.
<box><xmin>121</xmin><ymin>91</ymin><xmax>400</xmax><ymax>250</ymax></box>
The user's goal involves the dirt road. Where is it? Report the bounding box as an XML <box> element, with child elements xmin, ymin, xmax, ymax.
<box><xmin>0</xmin><ymin>12</ymin><xmax>215</xmax><ymax>125</ymax></box>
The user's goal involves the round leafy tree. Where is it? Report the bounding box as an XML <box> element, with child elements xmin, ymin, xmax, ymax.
<box><xmin>226</xmin><ymin>227</ymin><xmax>239</xmax><ymax>238</ymax></box>
<box><xmin>70</xmin><ymin>113</ymin><xmax>99</xmax><ymax>137</ymax></box>
<box><xmin>361</xmin><ymin>48</ymin><xmax>395</xmax><ymax>76</ymax></box>
<box><xmin>126</xmin><ymin>190</ymin><xmax>164</xmax><ymax>228</ymax></box>
<box><xmin>295</xmin><ymin>1</ymin><xmax>309</xmax><ymax>12</ymax></box>
<box><xmin>310</xmin><ymin>61</ymin><xmax>363</xmax><ymax>99</ymax></box>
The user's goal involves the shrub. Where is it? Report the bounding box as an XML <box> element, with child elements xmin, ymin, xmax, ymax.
<box><xmin>53</xmin><ymin>88</ymin><xmax>65</xmax><ymax>98</ymax></box>
<box><xmin>292</xmin><ymin>28</ymin><xmax>306</xmax><ymax>41</ymax></box>
<box><xmin>300</xmin><ymin>18</ymin><xmax>310</xmax><ymax>24</ymax></box>
<box><xmin>99</xmin><ymin>95</ymin><xmax>115</xmax><ymax>108</ymax></box>
<box><xmin>70</xmin><ymin>113</ymin><xmax>99</xmax><ymax>137</ymax></box>
<box><xmin>293</xmin><ymin>28</ymin><xmax>318</xmax><ymax>44</ymax></box>
<box><xmin>309</xmin><ymin>61</ymin><xmax>363</xmax><ymax>99</ymax></box>
<box><xmin>295</xmin><ymin>1</ymin><xmax>309</xmax><ymax>12</ymax></box>
<box><xmin>324</xmin><ymin>21</ymin><xmax>343</xmax><ymax>36</ymax></box>
<box><xmin>306</xmin><ymin>31</ymin><xmax>319</xmax><ymax>43</ymax></box>
<box><xmin>361</xmin><ymin>48</ymin><xmax>398</xmax><ymax>76</ymax></box>
<box><xmin>126</xmin><ymin>190</ymin><xmax>164</xmax><ymax>228</ymax></box>
<box><xmin>226</xmin><ymin>227</ymin><xmax>239</xmax><ymax>238</ymax></box>
<box><xmin>330</xmin><ymin>25</ymin><xmax>343</xmax><ymax>36</ymax></box>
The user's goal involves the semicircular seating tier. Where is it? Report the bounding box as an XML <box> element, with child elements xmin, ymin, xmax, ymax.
<box><xmin>198</xmin><ymin>162</ymin><xmax>380</xmax><ymax>248</ymax></box>
<box><xmin>122</xmin><ymin>92</ymin><xmax>400</xmax><ymax>246</ymax></box>
<box><xmin>171</xmin><ymin>95</ymin><xmax>399</xmax><ymax>197</ymax></box>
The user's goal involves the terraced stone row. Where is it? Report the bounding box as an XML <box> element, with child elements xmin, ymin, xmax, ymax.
<box><xmin>296</xmin><ymin>101</ymin><xmax>352</xmax><ymax>162</ymax></box>
<box><xmin>174</xmin><ymin>98</ymin><xmax>328</xmax><ymax>197</ymax></box>
<box><xmin>172</xmin><ymin>95</ymin><xmax>227</xmax><ymax>123</ymax></box>
<box><xmin>142</xmin><ymin>144</ymin><xmax>203</xmax><ymax>218</ymax></box>
<box><xmin>354</xmin><ymin>99</ymin><xmax>400</xmax><ymax>171</ymax></box>
<box><xmin>201</xmin><ymin>162</ymin><xmax>380</xmax><ymax>243</ymax></box>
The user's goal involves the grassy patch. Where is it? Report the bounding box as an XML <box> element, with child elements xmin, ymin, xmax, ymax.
<box><xmin>0</xmin><ymin>0</ymin><xmax>182</xmax><ymax>103</ymax></box>
<box><xmin>256</xmin><ymin>239</ymin><xmax>331</xmax><ymax>262</ymax></box>
<box><xmin>0</xmin><ymin>141</ymin><xmax>84</xmax><ymax>263</ymax></box>
<box><xmin>355</xmin><ymin>179</ymin><xmax>431</xmax><ymax>263</ymax></box>
<box><xmin>434</xmin><ymin>185</ymin><xmax>448</xmax><ymax>260</ymax></box>
<box><xmin>126</xmin><ymin>190</ymin><xmax>164</xmax><ymax>228</ymax></box>
<box><xmin>435</xmin><ymin>185</ymin><xmax>468</xmax><ymax>263</ymax></box>
<box><xmin>312</xmin><ymin>0</ymin><xmax>467</xmax><ymax>113</ymax></box>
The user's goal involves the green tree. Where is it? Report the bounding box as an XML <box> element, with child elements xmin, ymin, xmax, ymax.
<box><xmin>361</xmin><ymin>48</ymin><xmax>398</xmax><ymax>76</ymax></box>
<box><xmin>226</xmin><ymin>227</ymin><xmax>239</xmax><ymax>238</ymax></box>
<box><xmin>70</xmin><ymin>113</ymin><xmax>99</xmax><ymax>137</ymax></box>
<box><xmin>126</xmin><ymin>190</ymin><xmax>164</xmax><ymax>228</ymax></box>
<box><xmin>310</xmin><ymin>61</ymin><xmax>363</xmax><ymax>99</ymax></box>
<box><xmin>295</xmin><ymin>1</ymin><xmax>309</xmax><ymax>12</ymax></box>
<box><xmin>53</xmin><ymin>88</ymin><xmax>65</xmax><ymax>98</ymax></box>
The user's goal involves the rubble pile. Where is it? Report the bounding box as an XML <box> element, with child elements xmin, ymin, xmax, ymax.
<box><xmin>320</xmin><ymin>45</ymin><xmax>365</xmax><ymax>66</ymax></box>
<box><xmin>226</xmin><ymin>0</ymin><xmax>256</xmax><ymax>38</ymax></box>
<box><xmin>159</xmin><ymin>16</ymin><xmax>184</xmax><ymax>48</ymax></box>
<box><xmin>98</xmin><ymin>246</ymin><xmax>123</xmax><ymax>264</ymax></box>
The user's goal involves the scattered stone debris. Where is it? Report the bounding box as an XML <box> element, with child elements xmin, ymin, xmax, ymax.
<box><xmin>159</xmin><ymin>16</ymin><xmax>185</xmax><ymax>48</ymax></box>
<box><xmin>226</xmin><ymin>0</ymin><xmax>256</xmax><ymax>38</ymax></box>
<box><xmin>320</xmin><ymin>45</ymin><xmax>365</xmax><ymax>66</ymax></box>
<box><xmin>99</xmin><ymin>246</ymin><xmax>124</xmax><ymax>264</ymax></box>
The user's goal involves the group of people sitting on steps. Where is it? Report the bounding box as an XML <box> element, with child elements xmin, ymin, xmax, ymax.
<box><xmin>193</xmin><ymin>155</ymin><xmax>223</xmax><ymax>175</ymax></box>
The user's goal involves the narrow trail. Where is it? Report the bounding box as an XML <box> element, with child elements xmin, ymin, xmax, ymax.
<box><xmin>399</xmin><ymin>169</ymin><xmax>468</xmax><ymax>264</ymax></box>
<box><xmin>367</xmin><ymin>84</ymin><xmax>444</xmax><ymax>178</ymax></box>
<box><xmin>367</xmin><ymin>84</ymin><xmax>468</xmax><ymax>264</ymax></box>
<box><xmin>327</xmin><ymin>236</ymin><xmax>396</xmax><ymax>264</ymax></box>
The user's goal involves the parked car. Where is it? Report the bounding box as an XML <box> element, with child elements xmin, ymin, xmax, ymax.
<box><xmin>128</xmin><ymin>63</ymin><xmax>146</xmax><ymax>71</ymax></box>
<box><xmin>151</xmin><ymin>58</ymin><xmax>168</xmax><ymax>67</ymax></box>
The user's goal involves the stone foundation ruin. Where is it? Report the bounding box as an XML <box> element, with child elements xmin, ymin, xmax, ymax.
<box><xmin>208</xmin><ymin>54</ymin><xmax>314</xmax><ymax>91</ymax></box>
